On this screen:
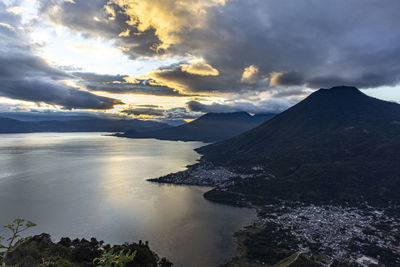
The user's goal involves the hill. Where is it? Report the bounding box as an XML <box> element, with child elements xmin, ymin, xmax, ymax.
<box><xmin>0</xmin><ymin>117</ymin><xmax>169</xmax><ymax>133</ymax></box>
<box><xmin>119</xmin><ymin>112</ymin><xmax>275</xmax><ymax>142</ymax></box>
<box><xmin>198</xmin><ymin>86</ymin><xmax>400</xmax><ymax>204</ymax></box>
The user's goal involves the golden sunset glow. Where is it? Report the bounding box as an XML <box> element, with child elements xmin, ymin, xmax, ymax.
<box><xmin>0</xmin><ymin>0</ymin><xmax>399</xmax><ymax>123</ymax></box>
<box><xmin>181</xmin><ymin>59</ymin><xmax>219</xmax><ymax>76</ymax></box>
<box><xmin>107</xmin><ymin>0</ymin><xmax>227</xmax><ymax>51</ymax></box>
<box><xmin>1</xmin><ymin>2</ymin><xmax>400</xmax><ymax>267</ymax></box>
<box><xmin>269</xmin><ymin>72</ymin><xmax>285</xmax><ymax>87</ymax></box>
<box><xmin>241</xmin><ymin>65</ymin><xmax>260</xmax><ymax>84</ymax></box>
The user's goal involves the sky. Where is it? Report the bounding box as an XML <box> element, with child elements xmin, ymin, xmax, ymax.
<box><xmin>0</xmin><ymin>0</ymin><xmax>400</xmax><ymax>123</ymax></box>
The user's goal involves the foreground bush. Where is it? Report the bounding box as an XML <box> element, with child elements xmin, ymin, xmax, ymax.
<box><xmin>5</xmin><ymin>233</ymin><xmax>173</xmax><ymax>267</ymax></box>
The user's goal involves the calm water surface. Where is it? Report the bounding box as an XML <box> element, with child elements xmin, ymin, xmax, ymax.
<box><xmin>0</xmin><ymin>133</ymin><xmax>256</xmax><ymax>267</ymax></box>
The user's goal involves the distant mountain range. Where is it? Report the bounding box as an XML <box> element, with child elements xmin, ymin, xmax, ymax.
<box><xmin>198</xmin><ymin>86</ymin><xmax>400</xmax><ymax>205</ymax></box>
<box><xmin>0</xmin><ymin>117</ymin><xmax>169</xmax><ymax>133</ymax></box>
<box><xmin>118</xmin><ymin>112</ymin><xmax>276</xmax><ymax>142</ymax></box>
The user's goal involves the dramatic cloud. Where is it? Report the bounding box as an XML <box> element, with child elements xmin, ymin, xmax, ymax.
<box><xmin>121</xmin><ymin>105</ymin><xmax>201</xmax><ymax>122</ymax></box>
<box><xmin>269</xmin><ymin>72</ymin><xmax>305</xmax><ymax>87</ymax></box>
<box><xmin>148</xmin><ymin>66</ymin><xmax>222</xmax><ymax>93</ymax></box>
<box><xmin>121</xmin><ymin>105</ymin><xmax>165</xmax><ymax>117</ymax></box>
<box><xmin>39</xmin><ymin>0</ymin><xmax>400</xmax><ymax>97</ymax></box>
<box><xmin>0</xmin><ymin>54</ymin><xmax>123</xmax><ymax>109</ymax></box>
<box><xmin>144</xmin><ymin>63</ymin><xmax>253</xmax><ymax>95</ymax></box>
<box><xmin>181</xmin><ymin>58</ymin><xmax>219</xmax><ymax>76</ymax></box>
<box><xmin>73</xmin><ymin>72</ymin><xmax>189</xmax><ymax>96</ymax></box>
<box><xmin>0</xmin><ymin>2</ymin><xmax>123</xmax><ymax>110</ymax></box>
<box><xmin>2</xmin><ymin>0</ymin><xmax>400</xmax><ymax>121</ymax></box>
<box><xmin>39</xmin><ymin>0</ymin><xmax>166</xmax><ymax>57</ymax></box>
<box><xmin>163</xmin><ymin>107</ymin><xmax>201</xmax><ymax>120</ymax></box>
<box><xmin>0</xmin><ymin>78</ymin><xmax>123</xmax><ymax>110</ymax></box>
<box><xmin>0</xmin><ymin>54</ymin><xmax>68</xmax><ymax>80</ymax></box>
<box><xmin>241</xmin><ymin>65</ymin><xmax>261</xmax><ymax>84</ymax></box>
<box><xmin>107</xmin><ymin>0</ymin><xmax>226</xmax><ymax>51</ymax></box>
<box><xmin>0</xmin><ymin>106</ymin><xmax>121</xmax><ymax>121</ymax></box>
<box><xmin>187</xmin><ymin>99</ymin><xmax>290</xmax><ymax>114</ymax></box>
<box><xmin>39</xmin><ymin>0</ymin><xmax>226</xmax><ymax>56</ymax></box>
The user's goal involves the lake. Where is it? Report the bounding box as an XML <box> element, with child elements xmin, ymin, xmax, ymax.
<box><xmin>0</xmin><ymin>133</ymin><xmax>256</xmax><ymax>267</ymax></box>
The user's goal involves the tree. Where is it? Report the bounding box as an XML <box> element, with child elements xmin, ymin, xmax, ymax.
<box><xmin>0</xmin><ymin>218</ymin><xmax>36</xmax><ymax>267</ymax></box>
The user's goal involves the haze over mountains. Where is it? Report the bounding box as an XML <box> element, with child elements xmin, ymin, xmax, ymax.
<box><xmin>0</xmin><ymin>117</ymin><xmax>169</xmax><ymax>133</ymax></box>
<box><xmin>119</xmin><ymin>112</ymin><xmax>276</xmax><ymax>142</ymax></box>
<box><xmin>0</xmin><ymin>112</ymin><xmax>275</xmax><ymax>140</ymax></box>
<box><xmin>199</xmin><ymin>86</ymin><xmax>400</xmax><ymax>204</ymax></box>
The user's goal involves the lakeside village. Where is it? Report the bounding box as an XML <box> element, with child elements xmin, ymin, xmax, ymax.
<box><xmin>150</xmin><ymin>163</ymin><xmax>400</xmax><ymax>266</ymax></box>
<box><xmin>258</xmin><ymin>203</ymin><xmax>400</xmax><ymax>266</ymax></box>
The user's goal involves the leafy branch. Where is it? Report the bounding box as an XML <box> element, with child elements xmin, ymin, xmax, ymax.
<box><xmin>93</xmin><ymin>249</ymin><xmax>137</xmax><ymax>267</ymax></box>
<box><xmin>0</xmin><ymin>218</ymin><xmax>36</xmax><ymax>267</ymax></box>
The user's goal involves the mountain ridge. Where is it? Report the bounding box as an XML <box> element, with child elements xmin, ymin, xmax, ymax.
<box><xmin>0</xmin><ymin>117</ymin><xmax>169</xmax><ymax>133</ymax></box>
<box><xmin>119</xmin><ymin>112</ymin><xmax>276</xmax><ymax>142</ymax></box>
<box><xmin>197</xmin><ymin>86</ymin><xmax>400</xmax><ymax>164</ymax></box>
<box><xmin>198</xmin><ymin>86</ymin><xmax>400</xmax><ymax>204</ymax></box>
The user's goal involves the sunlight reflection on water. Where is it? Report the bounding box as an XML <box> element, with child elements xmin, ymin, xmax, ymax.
<box><xmin>0</xmin><ymin>133</ymin><xmax>256</xmax><ymax>267</ymax></box>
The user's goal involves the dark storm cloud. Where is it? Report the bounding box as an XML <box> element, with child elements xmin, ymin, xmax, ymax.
<box><xmin>0</xmin><ymin>53</ymin><xmax>70</xmax><ymax>80</ymax></box>
<box><xmin>0</xmin><ymin>107</ymin><xmax>120</xmax><ymax>121</ymax></box>
<box><xmin>73</xmin><ymin>72</ymin><xmax>190</xmax><ymax>96</ymax></box>
<box><xmin>0</xmin><ymin>54</ymin><xmax>123</xmax><ymax>109</ymax></box>
<box><xmin>121</xmin><ymin>107</ymin><xmax>165</xmax><ymax>117</ymax></box>
<box><xmin>0</xmin><ymin>78</ymin><xmax>122</xmax><ymax>109</ymax></box>
<box><xmin>272</xmin><ymin>72</ymin><xmax>305</xmax><ymax>87</ymax></box>
<box><xmin>0</xmin><ymin>3</ymin><xmax>123</xmax><ymax>110</ymax></box>
<box><xmin>39</xmin><ymin>0</ymin><xmax>400</xmax><ymax>96</ymax></box>
<box><xmin>151</xmin><ymin>66</ymin><xmax>240</xmax><ymax>93</ymax></box>
<box><xmin>187</xmin><ymin>99</ymin><xmax>290</xmax><ymax>114</ymax></box>
<box><xmin>199</xmin><ymin>0</ymin><xmax>400</xmax><ymax>91</ymax></box>
<box><xmin>86</xmin><ymin>82</ymin><xmax>188</xmax><ymax>96</ymax></box>
<box><xmin>73</xmin><ymin>72</ymin><xmax>127</xmax><ymax>83</ymax></box>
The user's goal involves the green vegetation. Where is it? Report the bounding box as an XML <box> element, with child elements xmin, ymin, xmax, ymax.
<box><xmin>272</xmin><ymin>253</ymin><xmax>320</xmax><ymax>267</ymax></box>
<box><xmin>93</xmin><ymin>249</ymin><xmax>136</xmax><ymax>267</ymax></box>
<box><xmin>224</xmin><ymin>222</ymin><xmax>322</xmax><ymax>267</ymax></box>
<box><xmin>243</xmin><ymin>222</ymin><xmax>298</xmax><ymax>264</ymax></box>
<box><xmin>347</xmin><ymin>237</ymin><xmax>399</xmax><ymax>266</ymax></box>
<box><xmin>0</xmin><ymin>219</ymin><xmax>172</xmax><ymax>267</ymax></box>
<box><xmin>224</xmin><ymin>222</ymin><xmax>297</xmax><ymax>266</ymax></box>
<box><xmin>272</xmin><ymin>253</ymin><xmax>300</xmax><ymax>267</ymax></box>
<box><xmin>6</xmin><ymin>234</ymin><xmax>173</xmax><ymax>267</ymax></box>
<box><xmin>0</xmin><ymin>218</ymin><xmax>37</xmax><ymax>267</ymax></box>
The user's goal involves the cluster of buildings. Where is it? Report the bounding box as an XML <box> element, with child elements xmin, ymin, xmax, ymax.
<box><xmin>151</xmin><ymin>163</ymin><xmax>245</xmax><ymax>186</ymax></box>
<box><xmin>151</xmin><ymin>163</ymin><xmax>400</xmax><ymax>266</ymax></box>
<box><xmin>260</xmin><ymin>204</ymin><xmax>400</xmax><ymax>266</ymax></box>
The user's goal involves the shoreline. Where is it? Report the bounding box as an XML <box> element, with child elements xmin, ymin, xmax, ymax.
<box><xmin>147</xmin><ymin>161</ymin><xmax>242</xmax><ymax>187</ymax></box>
<box><xmin>148</xmin><ymin>161</ymin><xmax>262</xmax><ymax>266</ymax></box>
<box><xmin>0</xmin><ymin>134</ymin><xmax>251</xmax><ymax>267</ymax></box>
<box><xmin>148</xmin><ymin>161</ymin><xmax>256</xmax><ymax>207</ymax></box>
<box><xmin>148</xmin><ymin>163</ymin><xmax>400</xmax><ymax>266</ymax></box>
